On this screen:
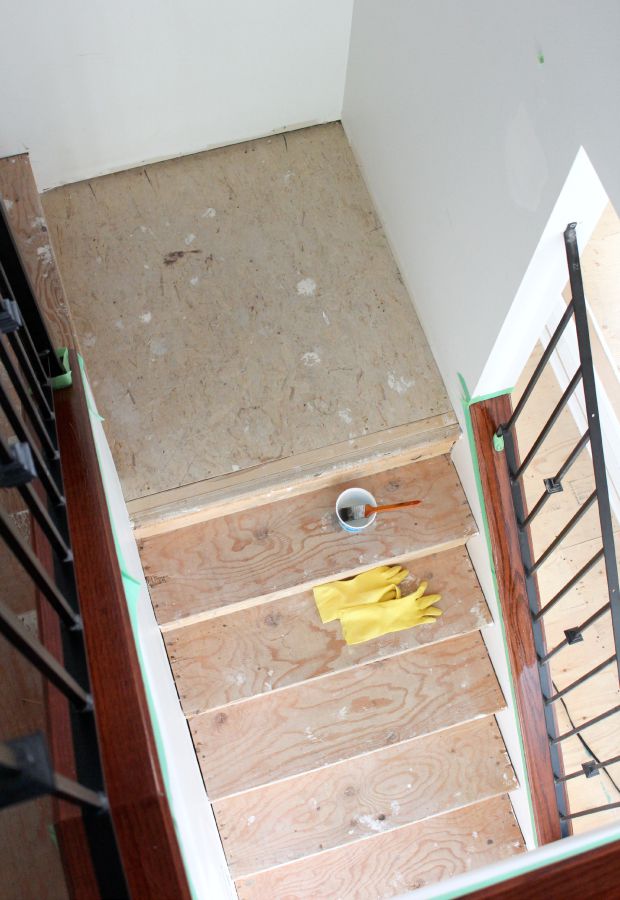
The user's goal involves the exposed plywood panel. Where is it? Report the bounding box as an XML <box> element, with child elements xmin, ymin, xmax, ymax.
<box><xmin>42</xmin><ymin>123</ymin><xmax>454</xmax><ymax>501</ymax></box>
<box><xmin>166</xmin><ymin>545</ymin><xmax>490</xmax><ymax>714</ymax></box>
<box><xmin>0</xmin><ymin>154</ymin><xmax>77</xmax><ymax>349</ymax></box>
<box><xmin>142</xmin><ymin>456</ymin><xmax>476</xmax><ymax>628</ymax></box>
<box><xmin>192</xmin><ymin>631</ymin><xmax>504</xmax><ymax>798</ymax></box>
<box><xmin>215</xmin><ymin>716</ymin><xmax>516</xmax><ymax>877</ymax></box>
<box><xmin>234</xmin><ymin>794</ymin><xmax>524</xmax><ymax>900</ymax></box>
<box><xmin>129</xmin><ymin>415</ymin><xmax>459</xmax><ymax>539</ymax></box>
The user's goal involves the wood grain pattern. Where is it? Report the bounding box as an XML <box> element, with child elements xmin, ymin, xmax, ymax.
<box><xmin>469</xmin><ymin>396</ymin><xmax>562</xmax><ymax>845</ymax></box>
<box><xmin>475</xmin><ymin>836</ymin><xmax>620</xmax><ymax>899</ymax></box>
<box><xmin>142</xmin><ymin>455</ymin><xmax>476</xmax><ymax>629</ymax></box>
<box><xmin>0</xmin><ymin>154</ymin><xmax>77</xmax><ymax>349</ymax></box>
<box><xmin>54</xmin><ymin>351</ymin><xmax>191</xmax><ymax>900</ymax></box>
<box><xmin>167</xmin><ymin>545</ymin><xmax>490</xmax><ymax>714</ymax></box>
<box><xmin>235</xmin><ymin>794</ymin><xmax>524</xmax><ymax>900</ymax></box>
<box><xmin>215</xmin><ymin>716</ymin><xmax>516</xmax><ymax>876</ymax></box>
<box><xmin>129</xmin><ymin>416</ymin><xmax>458</xmax><ymax>538</ymax></box>
<box><xmin>192</xmin><ymin>630</ymin><xmax>504</xmax><ymax>798</ymax></box>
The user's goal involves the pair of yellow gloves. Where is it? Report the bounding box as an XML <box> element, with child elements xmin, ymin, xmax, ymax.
<box><xmin>313</xmin><ymin>565</ymin><xmax>442</xmax><ymax>645</ymax></box>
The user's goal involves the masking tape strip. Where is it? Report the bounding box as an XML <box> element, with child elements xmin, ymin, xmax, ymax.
<box><xmin>51</xmin><ymin>347</ymin><xmax>72</xmax><ymax>390</ymax></box>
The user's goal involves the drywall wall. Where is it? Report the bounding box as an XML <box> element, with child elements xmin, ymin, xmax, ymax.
<box><xmin>343</xmin><ymin>0</ymin><xmax>620</xmax><ymax>417</ymax></box>
<box><xmin>0</xmin><ymin>0</ymin><xmax>354</xmax><ymax>190</ymax></box>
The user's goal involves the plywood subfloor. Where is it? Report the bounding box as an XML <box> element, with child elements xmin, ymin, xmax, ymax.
<box><xmin>42</xmin><ymin>123</ymin><xmax>453</xmax><ymax>502</ymax></box>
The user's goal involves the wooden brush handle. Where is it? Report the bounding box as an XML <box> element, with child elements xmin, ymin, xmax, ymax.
<box><xmin>366</xmin><ymin>500</ymin><xmax>421</xmax><ymax>515</ymax></box>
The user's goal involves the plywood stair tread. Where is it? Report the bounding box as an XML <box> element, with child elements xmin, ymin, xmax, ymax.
<box><xmin>141</xmin><ymin>454</ymin><xmax>476</xmax><ymax>629</ymax></box>
<box><xmin>166</xmin><ymin>545</ymin><xmax>490</xmax><ymax>714</ymax></box>
<box><xmin>234</xmin><ymin>793</ymin><xmax>524</xmax><ymax>900</ymax></box>
<box><xmin>215</xmin><ymin>716</ymin><xmax>517</xmax><ymax>877</ymax></box>
<box><xmin>192</xmin><ymin>630</ymin><xmax>504</xmax><ymax>798</ymax></box>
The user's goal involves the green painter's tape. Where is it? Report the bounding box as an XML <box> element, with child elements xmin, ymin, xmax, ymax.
<box><xmin>77</xmin><ymin>364</ymin><xmax>198</xmax><ymax>900</ymax></box>
<box><xmin>51</xmin><ymin>348</ymin><xmax>72</xmax><ymax>390</ymax></box>
<box><xmin>457</xmin><ymin>372</ymin><xmax>537</xmax><ymax>845</ymax></box>
<box><xmin>493</xmin><ymin>432</ymin><xmax>505</xmax><ymax>452</ymax></box>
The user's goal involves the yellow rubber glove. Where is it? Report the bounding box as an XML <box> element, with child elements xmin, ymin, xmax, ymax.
<box><xmin>313</xmin><ymin>565</ymin><xmax>409</xmax><ymax>623</ymax></box>
<box><xmin>339</xmin><ymin>581</ymin><xmax>442</xmax><ymax>645</ymax></box>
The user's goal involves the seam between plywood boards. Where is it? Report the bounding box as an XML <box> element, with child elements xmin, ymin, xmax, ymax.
<box><xmin>129</xmin><ymin>414</ymin><xmax>459</xmax><ymax>538</ymax></box>
<box><xmin>230</xmin><ymin>788</ymin><xmax>517</xmax><ymax>882</ymax></box>
<box><xmin>158</xmin><ymin>534</ymin><xmax>472</xmax><ymax>633</ymax></box>
<box><xmin>203</xmin><ymin>712</ymin><xmax>508</xmax><ymax>804</ymax></box>
<box><xmin>182</xmin><ymin>619</ymin><xmax>492</xmax><ymax>717</ymax></box>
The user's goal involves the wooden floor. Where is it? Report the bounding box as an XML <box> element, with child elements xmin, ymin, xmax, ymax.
<box><xmin>146</xmin><ymin>443</ymin><xmax>525</xmax><ymax>897</ymax></box>
<box><xmin>512</xmin><ymin>201</ymin><xmax>620</xmax><ymax>834</ymax></box>
<box><xmin>42</xmin><ymin>123</ymin><xmax>454</xmax><ymax>503</ymax></box>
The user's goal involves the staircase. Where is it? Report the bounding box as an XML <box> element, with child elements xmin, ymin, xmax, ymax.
<box><xmin>139</xmin><ymin>450</ymin><xmax>524</xmax><ymax>898</ymax></box>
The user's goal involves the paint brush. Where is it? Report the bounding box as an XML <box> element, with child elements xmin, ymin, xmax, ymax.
<box><xmin>340</xmin><ymin>499</ymin><xmax>421</xmax><ymax>523</ymax></box>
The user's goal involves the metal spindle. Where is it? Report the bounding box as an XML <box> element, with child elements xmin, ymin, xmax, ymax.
<box><xmin>550</xmin><ymin>705</ymin><xmax>620</xmax><ymax>745</ymax></box>
<box><xmin>520</xmin><ymin>430</ymin><xmax>591</xmax><ymax>529</ymax></box>
<box><xmin>539</xmin><ymin>602</ymin><xmax>611</xmax><ymax>664</ymax></box>
<box><xmin>0</xmin><ymin>338</ymin><xmax>59</xmax><ymax>460</ymax></box>
<box><xmin>0</xmin><ymin>602</ymin><xmax>90</xmax><ymax>709</ymax></box>
<box><xmin>561</xmin><ymin>801</ymin><xmax>620</xmax><ymax>821</ymax></box>
<box><xmin>556</xmin><ymin>755</ymin><xmax>620</xmax><ymax>783</ymax></box>
<box><xmin>511</xmin><ymin>367</ymin><xmax>583</xmax><ymax>482</ymax></box>
<box><xmin>544</xmin><ymin>656</ymin><xmax>615</xmax><ymax>705</ymax></box>
<box><xmin>534</xmin><ymin>548</ymin><xmax>605</xmax><ymax>622</ymax></box>
<box><xmin>500</xmin><ymin>300</ymin><xmax>575</xmax><ymax>435</ymax></box>
<box><xmin>0</xmin><ymin>506</ymin><xmax>79</xmax><ymax>627</ymax></box>
<box><xmin>528</xmin><ymin>490</ymin><xmax>598</xmax><ymax>575</ymax></box>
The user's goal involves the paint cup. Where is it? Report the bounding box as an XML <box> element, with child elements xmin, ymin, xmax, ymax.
<box><xmin>335</xmin><ymin>488</ymin><xmax>377</xmax><ymax>533</ymax></box>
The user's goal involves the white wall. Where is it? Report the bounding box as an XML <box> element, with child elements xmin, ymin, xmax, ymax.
<box><xmin>343</xmin><ymin>0</ymin><xmax>620</xmax><ymax>416</ymax></box>
<box><xmin>0</xmin><ymin>0</ymin><xmax>354</xmax><ymax>190</ymax></box>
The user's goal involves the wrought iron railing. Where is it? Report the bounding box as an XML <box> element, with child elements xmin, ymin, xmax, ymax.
<box><xmin>496</xmin><ymin>222</ymin><xmax>620</xmax><ymax>836</ymax></box>
<box><xmin>0</xmin><ymin>204</ymin><xmax>130</xmax><ymax>894</ymax></box>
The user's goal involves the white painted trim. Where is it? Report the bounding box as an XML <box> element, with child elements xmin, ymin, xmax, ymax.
<box><xmin>83</xmin><ymin>374</ymin><xmax>236</xmax><ymax>900</ymax></box>
<box><xmin>475</xmin><ymin>148</ymin><xmax>608</xmax><ymax>400</ymax></box>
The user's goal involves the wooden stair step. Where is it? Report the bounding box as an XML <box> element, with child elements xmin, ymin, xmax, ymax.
<box><xmin>166</xmin><ymin>545</ymin><xmax>490</xmax><ymax>714</ymax></box>
<box><xmin>192</xmin><ymin>630</ymin><xmax>504</xmax><ymax>798</ymax></box>
<box><xmin>234</xmin><ymin>793</ymin><xmax>524</xmax><ymax>900</ymax></box>
<box><xmin>215</xmin><ymin>716</ymin><xmax>517</xmax><ymax>877</ymax></box>
<box><xmin>141</xmin><ymin>455</ymin><xmax>475</xmax><ymax>629</ymax></box>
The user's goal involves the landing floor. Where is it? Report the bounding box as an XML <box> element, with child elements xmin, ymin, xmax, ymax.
<box><xmin>42</xmin><ymin>123</ymin><xmax>453</xmax><ymax>502</ymax></box>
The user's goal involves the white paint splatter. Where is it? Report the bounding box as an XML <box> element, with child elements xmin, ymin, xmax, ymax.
<box><xmin>472</xmin><ymin>831</ymin><xmax>479</xmax><ymax>838</ymax></box>
<box><xmin>307</xmin><ymin>798</ymin><xmax>318</xmax><ymax>810</ymax></box>
<box><xmin>322</xmin><ymin>310</ymin><xmax>330</xmax><ymax>325</ymax></box>
<box><xmin>338</xmin><ymin>706</ymin><xmax>348</xmax><ymax>720</ymax></box>
<box><xmin>387</xmin><ymin>372</ymin><xmax>415</xmax><ymax>395</ymax></box>
<box><xmin>201</xmin><ymin>207</ymin><xmax>217</xmax><ymax>218</ymax></box>
<box><xmin>140</xmin><ymin>225</ymin><xmax>148</xmax><ymax>233</ymax></box>
<box><xmin>227</xmin><ymin>672</ymin><xmax>246</xmax><ymax>687</ymax></box>
<box><xmin>247</xmin><ymin>816</ymin><xmax>256</xmax><ymax>826</ymax></box>
<box><xmin>115</xmin><ymin>319</ymin><xmax>124</xmax><ymax>330</ymax></box>
<box><xmin>150</xmin><ymin>337</ymin><xmax>167</xmax><ymax>357</ymax></box>
<box><xmin>144</xmin><ymin>263</ymin><xmax>150</xmax><ymax>270</ymax></box>
<box><xmin>140</xmin><ymin>312</ymin><xmax>152</xmax><ymax>323</ymax></box>
<box><xmin>96</xmin><ymin>256</ymin><xmax>102</xmax><ymax>264</ymax></box>
<box><xmin>304</xmin><ymin>726</ymin><xmax>318</xmax><ymax>743</ymax></box>
<box><xmin>283</xmin><ymin>170</ymin><xmax>294</xmax><ymax>184</ymax></box>
<box><xmin>297</xmin><ymin>277</ymin><xmax>317</xmax><ymax>297</ymax></box>
<box><xmin>356</xmin><ymin>814</ymin><xmax>389</xmax><ymax>833</ymax></box>
<box><xmin>2</xmin><ymin>197</ymin><xmax>14</xmax><ymax>210</ymax></box>
<box><xmin>390</xmin><ymin>800</ymin><xmax>400</xmax><ymax>816</ymax></box>
<box><xmin>36</xmin><ymin>244</ymin><xmax>53</xmax><ymax>266</ymax></box>
<box><xmin>184</xmin><ymin>233</ymin><xmax>196</xmax><ymax>245</ymax></box>
<box><xmin>301</xmin><ymin>351</ymin><xmax>321</xmax><ymax>367</ymax></box>
<box><xmin>339</xmin><ymin>408</ymin><xmax>353</xmax><ymax>424</ymax></box>
<box><xmin>231</xmin><ymin>464</ymin><xmax>240</xmax><ymax>471</ymax></box>
<box><xmin>32</xmin><ymin>216</ymin><xmax>46</xmax><ymax>229</ymax></box>
<box><xmin>190</xmin><ymin>276</ymin><xmax>199</xmax><ymax>286</ymax></box>
<box><xmin>406</xmin><ymin>783</ymin><xmax>412</xmax><ymax>789</ymax></box>
<box><xmin>83</xmin><ymin>333</ymin><xmax>96</xmax><ymax>348</ymax></box>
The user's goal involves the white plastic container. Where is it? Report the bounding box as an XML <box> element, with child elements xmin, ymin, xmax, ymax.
<box><xmin>335</xmin><ymin>487</ymin><xmax>377</xmax><ymax>533</ymax></box>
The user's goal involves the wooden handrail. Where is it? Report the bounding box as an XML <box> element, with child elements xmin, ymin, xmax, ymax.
<box><xmin>54</xmin><ymin>350</ymin><xmax>191</xmax><ymax>899</ymax></box>
<box><xmin>469</xmin><ymin>395</ymin><xmax>562</xmax><ymax>845</ymax></box>
<box><xmin>474</xmin><ymin>836</ymin><xmax>620</xmax><ymax>898</ymax></box>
